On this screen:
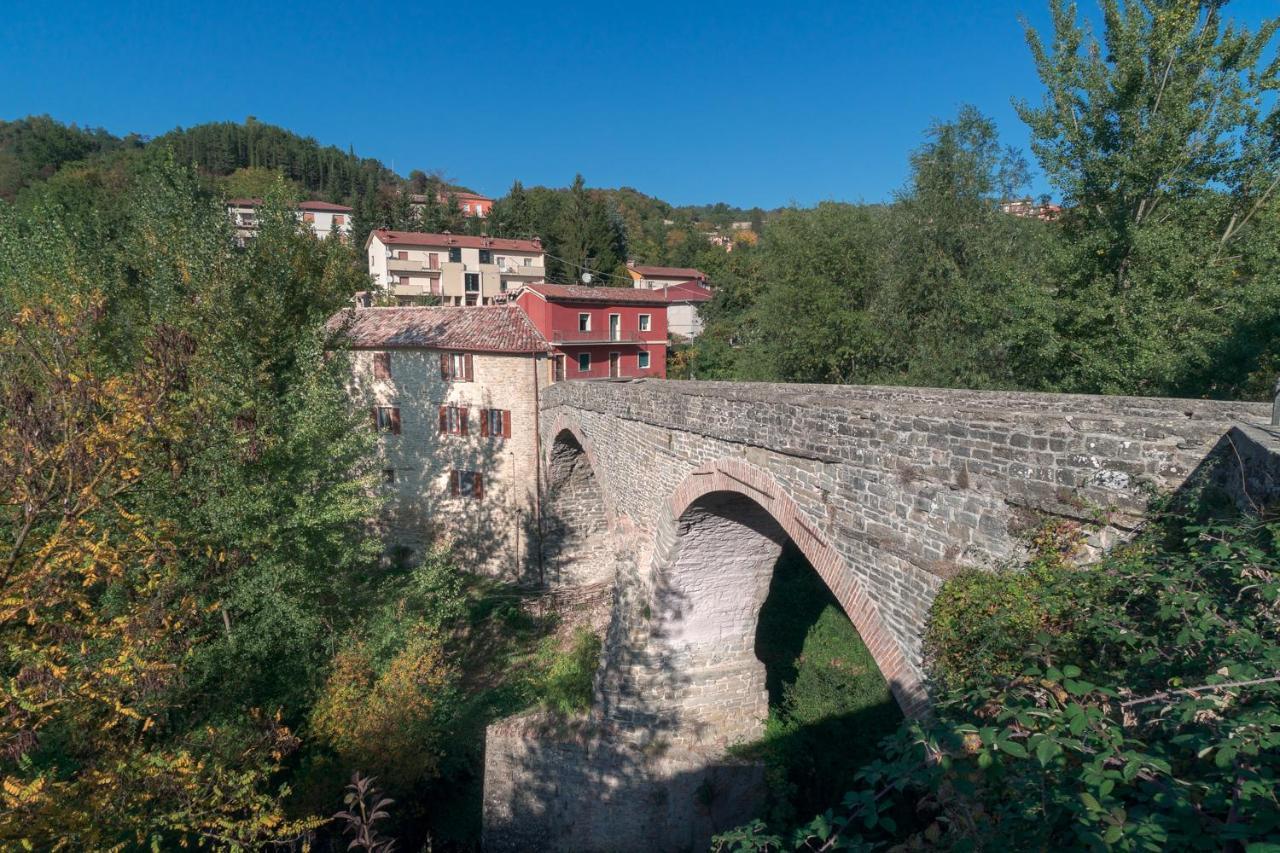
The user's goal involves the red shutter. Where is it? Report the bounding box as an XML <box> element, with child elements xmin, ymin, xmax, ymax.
<box><xmin>440</xmin><ymin>352</ymin><xmax>450</xmax><ymax>380</ymax></box>
<box><xmin>459</xmin><ymin>407</ymin><xmax>469</xmax><ymax>436</ymax></box>
<box><xmin>373</xmin><ymin>352</ymin><xmax>390</xmax><ymax>380</ymax></box>
<box><xmin>390</xmin><ymin>408</ymin><xmax>401</xmax><ymax>435</ymax></box>
<box><xmin>503</xmin><ymin>410</ymin><xmax>512</xmax><ymax>438</ymax></box>
<box><xmin>463</xmin><ymin>353</ymin><xmax>474</xmax><ymax>381</ymax></box>
<box><xmin>397</xmin><ymin>250</ymin><xmax>407</xmax><ymax>260</ymax></box>
<box><xmin>473</xmin><ymin>473</ymin><xmax>484</xmax><ymax>500</ymax></box>
<box><xmin>479</xmin><ymin>409</ymin><xmax>489</xmax><ymax>437</ymax></box>
<box><xmin>450</xmin><ymin>470</ymin><xmax>460</xmax><ymax>496</ymax></box>
<box><xmin>438</xmin><ymin>405</ymin><xmax>447</xmax><ymax>434</ymax></box>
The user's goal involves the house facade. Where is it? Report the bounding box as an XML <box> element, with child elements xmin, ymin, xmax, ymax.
<box><xmin>514</xmin><ymin>283</ymin><xmax>669</xmax><ymax>381</ymax></box>
<box><xmin>626</xmin><ymin>263</ymin><xmax>707</xmax><ymax>290</ymax></box>
<box><xmin>367</xmin><ymin>230</ymin><xmax>546</xmax><ymax>306</ymax></box>
<box><xmin>661</xmin><ymin>279</ymin><xmax>713</xmax><ymax>338</ymax></box>
<box><xmin>328</xmin><ymin>305</ymin><xmax>551</xmax><ymax>577</ymax></box>
<box><xmin>226</xmin><ymin>198</ymin><xmax>353</xmax><ymax>241</ymax></box>
<box><xmin>409</xmin><ymin>190</ymin><xmax>495</xmax><ymax>218</ymax></box>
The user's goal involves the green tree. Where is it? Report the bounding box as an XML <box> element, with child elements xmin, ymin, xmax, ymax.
<box><xmin>1017</xmin><ymin>0</ymin><xmax>1280</xmax><ymax>395</ymax></box>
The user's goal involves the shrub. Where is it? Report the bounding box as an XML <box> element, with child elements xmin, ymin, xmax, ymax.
<box><xmin>535</xmin><ymin>628</ymin><xmax>601</xmax><ymax>715</ymax></box>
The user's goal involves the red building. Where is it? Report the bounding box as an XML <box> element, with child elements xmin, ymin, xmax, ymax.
<box><xmin>514</xmin><ymin>283</ymin><xmax>669</xmax><ymax>380</ymax></box>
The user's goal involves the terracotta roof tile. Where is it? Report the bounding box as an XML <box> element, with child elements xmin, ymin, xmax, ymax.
<box><xmin>298</xmin><ymin>200</ymin><xmax>353</xmax><ymax>212</ymax></box>
<box><xmin>629</xmin><ymin>264</ymin><xmax>707</xmax><ymax>280</ymax></box>
<box><xmin>368</xmin><ymin>230</ymin><xmax>542</xmax><ymax>253</ymax></box>
<box><xmin>326</xmin><ymin>306</ymin><xmax>549</xmax><ymax>353</ymax></box>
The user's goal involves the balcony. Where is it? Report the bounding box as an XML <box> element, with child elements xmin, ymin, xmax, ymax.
<box><xmin>552</xmin><ymin>328</ymin><xmax>650</xmax><ymax>345</ymax></box>
<box><xmin>498</xmin><ymin>263</ymin><xmax>546</xmax><ymax>277</ymax></box>
<box><xmin>388</xmin><ymin>257</ymin><xmax>441</xmax><ymax>274</ymax></box>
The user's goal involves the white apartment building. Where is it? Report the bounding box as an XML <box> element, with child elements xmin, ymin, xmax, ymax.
<box><xmin>367</xmin><ymin>230</ymin><xmax>546</xmax><ymax>306</ymax></box>
<box><xmin>226</xmin><ymin>198</ymin><xmax>353</xmax><ymax>241</ymax></box>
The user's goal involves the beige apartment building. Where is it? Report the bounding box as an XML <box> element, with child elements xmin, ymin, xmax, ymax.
<box><xmin>367</xmin><ymin>230</ymin><xmax>546</xmax><ymax>306</ymax></box>
<box><xmin>328</xmin><ymin>305</ymin><xmax>551</xmax><ymax>577</ymax></box>
<box><xmin>227</xmin><ymin>198</ymin><xmax>353</xmax><ymax>242</ymax></box>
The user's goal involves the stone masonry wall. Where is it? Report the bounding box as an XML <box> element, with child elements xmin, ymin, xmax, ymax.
<box><xmin>542</xmin><ymin>379</ymin><xmax>1267</xmax><ymax>679</ymax></box>
<box><xmin>540</xmin><ymin>435</ymin><xmax>614</xmax><ymax>586</ymax></box>
<box><xmin>349</xmin><ymin>347</ymin><xmax>547</xmax><ymax>578</ymax></box>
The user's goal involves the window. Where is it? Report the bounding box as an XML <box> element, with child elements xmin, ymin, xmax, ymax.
<box><xmin>373</xmin><ymin>406</ymin><xmax>400</xmax><ymax>434</ymax></box>
<box><xmin>428</xmin><ymin>252</ymin><xmax>439</xmax><ymax>269</ymax></box>
<box><xmin>496</xmin><ymin>255</ymin><xmax>507</xmax><ymax>270</ymax></box>
<box><xmin>638</xmin><ymin>351</ymin><xmax>651</xmax><ymax>370</ymax></box>
<box><xmin>397</xmin><ymin>250</ymin><xmax>408</xmax><ymax>260</ymax></box>
<box><xmin>382</xmin><ymin>468</ymin><xmax>396</xmax><ymax>484</ymax></box>
<box><xmin>480</xmin><ymin>408</ymin><xmax>510</xmax><ymax>438</ymax></box>
<box><xmin>448</xmin><ymin>247</ymin><xmax>462</xmax><ymax>263</ymax></box>
<box><xmin>479</xmin><ymin>249</ymin><xmax>492</xmax><ymax>264</ymax></box>
<box><xmin>450</xmin><ymin>470</ymin><xmax>484</xmax><ymax>499</ymax></box>
<box><xmin>334</xmin><ymin>214</ymin><xmax>345</xmax><ymax>226</ymax></box>
<box><xmin>438</xmin><ymin>404</ymin><xmax>468</xmax><ymax>435</ymax></box>
<box><xmin>609</xmin><ymin>314</ymin><xmax>621</xmax><ymax>341</ymax></box>
<box><xmin>577</xmin><ymin>352</ymin><xmax>591</xmax><ymax>372</ymax></box>
<box><xmin>578</xmin><ymin>313</ymin><xmax>591</xmax><ymax>333</ymax></box>
<box><xmin>552</xmin><ymin>354</ymin><xmax>566</xmax><ymax>382</ymax></box>
<box><xmin>440</xmin><ymin>352</ymin><xmax>473</xmax><ymax>382</ymax></box>
<box><xmin>638</xmin><ymin>314</ymin><xmax>651</xmax><ymax>332</ymax></box>
<box><xmin>303</xmin><ymin>212</ymin><xmax>316</xmax><ymax>223</ymax></box>
<box><xmin>464</xmin><ymin>273</ymin><xmax>480</xmax><ymax>293</ymax></box>
<box><xmin>373</xmin><ymin>352</ymin><xmax>391</xmax><ymax>380</ymax></box>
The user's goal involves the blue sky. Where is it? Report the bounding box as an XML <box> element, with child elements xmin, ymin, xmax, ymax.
<box><xmin>1</xmin><ymin>0</ymin><xmax>1274</xmax><ymax>209</ymax></box>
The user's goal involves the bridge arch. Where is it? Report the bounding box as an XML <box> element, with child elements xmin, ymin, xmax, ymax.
<box><xmin>541</xmin><ymin>416</ymin><xmax>614</xmax><ymax>585</ymax></box>
<box><xmin>652</xmin><ymin>458</ymin><xmax>928</xmax><ymax>725</ymax></box>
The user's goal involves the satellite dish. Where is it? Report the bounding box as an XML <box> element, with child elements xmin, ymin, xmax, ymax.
<box><xmin>581</xmin><ymin>272</ymin><xmax>593</xmax><ymax>284</ymax></box>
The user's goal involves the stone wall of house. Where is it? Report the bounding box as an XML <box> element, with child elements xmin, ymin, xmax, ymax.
<box><xmin>348</xmin><ymin>347</ymin><xmax>547</xmax><ymax>578</ymax></box>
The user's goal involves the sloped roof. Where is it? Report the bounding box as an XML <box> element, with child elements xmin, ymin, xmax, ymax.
<box><xmin>298</xmin><ymin>200</ymin><xmax>353</xmax><ymax>212</ymax></box>
<box><xmin>520</xmin><ymin>282</ymin><xmax>675</xmax><ymax>305</ymax></box>
<box><xmin>663</xmin><ymin>280</ymin><xmax>714</xmax><ymax>302</ymax></box>
<box><xmin>629</xmin><ymin>264</ymin><xmax>707</xmax><ymax>280</ymax></box>
<box><xmin>367</xmin><ymin>230</ymin><xmax>542</xmax><ymax>253</ymax></box>
<box><xmin>326</xmin><ymin>306</ymin><xmax>549</xmax><ymax>353</ymax></box>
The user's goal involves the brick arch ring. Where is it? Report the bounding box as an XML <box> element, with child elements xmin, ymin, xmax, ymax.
<box><xmin>664</xmin><ymin>457</ymin><xmax>929</xmax><ymax>717</ymax></box>
<box><xmin>544</xmin><ymin>412</ymin><xmax>617</xmax><ymax>527</ymax></box>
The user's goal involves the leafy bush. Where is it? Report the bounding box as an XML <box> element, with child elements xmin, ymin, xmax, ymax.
<box><xmin>535</xmin><ymin>627</ymin><xmax>602</xmax><ymax>715</ymax></box>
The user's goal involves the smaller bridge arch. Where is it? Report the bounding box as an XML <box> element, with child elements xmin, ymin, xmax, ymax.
<box><xmin>650</xmin><ymin>458</ymin><xmax>928</xmax><ymax>728</ymax></box>
<box><xmin>540</xmin><ymin>417</ymin><xmax>615</xmax><ymax>586</ymax></box>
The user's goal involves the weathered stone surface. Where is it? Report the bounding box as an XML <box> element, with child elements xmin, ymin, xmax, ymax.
<box><xmin>482</xmin><ymin>378</ymin><xmax>1272</xmax><ymax>851</ymax></box>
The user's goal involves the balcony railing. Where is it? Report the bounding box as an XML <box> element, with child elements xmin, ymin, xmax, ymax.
<box><xmin>552</xmin><ymin>328</ymin><xmax>650</xmax><ymax>344</ymax></box>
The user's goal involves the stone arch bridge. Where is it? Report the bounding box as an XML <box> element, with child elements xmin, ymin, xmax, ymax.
<box><xmin>484</xmin><ymin>379</ymin><xmax>1274</xmax><ymax>852</ymax></box>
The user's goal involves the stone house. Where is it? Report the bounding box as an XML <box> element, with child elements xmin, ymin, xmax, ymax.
<box><xmin>327</xmin><ymin>305</ymin><xmax>552</xmax><ymax>577</ymax></box>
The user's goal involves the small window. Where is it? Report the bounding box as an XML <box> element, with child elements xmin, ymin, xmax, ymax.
<box><xmin>373</xmin><ymin>352</ymin><xmax>391</xmax><ymax>380</ymax></box>
<box><xmin>638</xmin><ymin>314</ymin><xmax>651</xmax><ymax>332</ymax></box>
<box><xmin>638</xmin><ymin>351</ymin><xmax>651</xmax><ymax>370</ymax></box>
<box><xmin>439</xmin><ymin>404</ymin><xmax>468</xmax><ymax>436</ymax></box>
<box><xmin>451</xmin><ymin>470</ymin><xmax>484</xmax><ymax>499</ymax></box>
<box><xmin>440</xmin><ymin>352</ymin><xmax>473</xmax><ymax>381</ymax></box>
<box><xmin>397</xmin><ymin>250</ymin><xmax>408</xmax><ymax>260</ymax></box>
<box><xmin>303</xmin><ymin>212</ymin><xmax>316</xmax><ymax>223</ymax></box>
<box><xmin>481</xmin><ymin>408</ymin><xmax>510</xmax><ymax>438</ymax></box>
<box><xmin>373</xmin><ymin>406</ymin><xmax>400</xmax><ymax>434</ymax></box>
<box><xmin>448</xmin><ymin>247</ymin><xmax>462</xmax><ymax>263</ymax></box>
<box><xmin>577</xmin><ymin>353</ymin><xmax>591</xmax><ymax>372</ymax></box>
<box><xmin>382</xmin><ymin>468</ymin><xmax>396</xmax><ymax>484</ymax></box>
<box><xmin>464</xmin><ymin>272</ymin><xmax>480</xmax><ymax>293</ymax></box>
<box><xmin>578</xmin><ymin>313</ymin><xmax>591</xmax><ymax>332</ymax></box>
<box><xmin>496</xmin><ymin>255</ymin><xmax>507</xmax><ymax>269</ymax></box>
<box><xmin>479</xmin><ymin>249</ymin><xmax>492</xmax><ymax>264</ymax></box>
<box><xmin>334</xmin><ymin>214</ymin><xmax>345</xmax><ymax>226</ymax></box>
